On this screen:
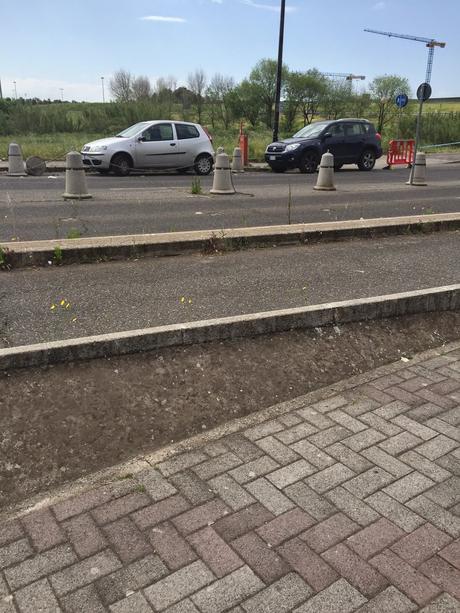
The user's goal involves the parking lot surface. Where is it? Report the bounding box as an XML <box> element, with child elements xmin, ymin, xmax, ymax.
<box><xmin>1</xmin><ymin>162</ymin><xmax>459</xmax><ymax>241</ymax></box>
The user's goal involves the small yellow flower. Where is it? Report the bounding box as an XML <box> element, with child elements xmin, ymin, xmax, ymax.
<box><xmin>188</xmin><ymin>299</ymin><xmax>192</xmax><ymax>304</ymax></box>
<box><xmin>65</xmin><ymin>303</ymin><xmax>71</xmax><ymax>309</ymax></box>
<box><xmin>180</xmin><ymin>297</ymin><xmax>186</xmax><ymax>303</ymax></box>
<box><xmin>50</xmin><ymin>304</ymin><xmax>56</xmax><ymax>310</ymax></box>
<box><xmin>71</xmin><ymin>317</ymin><xmax>77</xmax><ymax>323</ymax></box>
<box><xmin>60</xmin><ymin>299</ymin><xmax>66</xmax><ymax>306</ymax></box>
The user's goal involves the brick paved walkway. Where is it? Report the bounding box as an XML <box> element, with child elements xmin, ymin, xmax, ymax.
<box><xmin>1</xmin><ymin>346</ymin><xmax>460</xmax><ymax>612</ymax></box>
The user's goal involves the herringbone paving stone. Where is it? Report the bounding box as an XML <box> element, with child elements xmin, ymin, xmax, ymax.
<box><xmin>1</xmin><ymin>346</ymin><xmax>460</xmax><ymax>611</ymax></box>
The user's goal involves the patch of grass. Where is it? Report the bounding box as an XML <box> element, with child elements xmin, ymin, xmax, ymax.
<box><xmin>53</xmin><ymin>245</ymin><xmax>63</xmax><ymax>265</ymax></box>
<box><xmin>67</xmin><ymin>228</ymin><xmax>82</xmax><ymax>239</ymax></box>
<box><xmin>191</xmin><ymin>177</ymin><xmax>202</xmax><ymax>195</ymax></box>
<box><xmin>0</xmin><ymin>133</ymin><xmax>102</xmax><ymax>161</ymax></box>
<box><xmin>136</xmin><ymin>484</ymin><xmax>146</xmax><ymax>493</ymax></box>
<box><xmin>287</xmin><ymin>184</ymin><xmax>292</xmax><ymax>225</ymax></box>
<box><xmin>0</xmin><ymin>246</ymin><xmax>13</xmax><ymax>270</ymax></box>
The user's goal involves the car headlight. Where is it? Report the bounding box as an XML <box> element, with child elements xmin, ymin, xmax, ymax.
<box><xmin>285</xmin><ymin>143</ymin><xmax>300</xmax><ymax>152</ymax></box>
<box><xmin>90</xmin><ymin>145</ymin><xmax>107</xmax><ymax>152</ymax></box>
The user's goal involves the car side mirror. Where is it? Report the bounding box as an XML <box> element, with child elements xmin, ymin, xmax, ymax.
<box><xmin>323</xmin><ymin>132</ymin><xmax>332</xmax><ymax>139</ymax></box>
<box><xmin>138</xmin><ymin>136</ymin><xmax>146</xmax><ymax>142</ymax></box>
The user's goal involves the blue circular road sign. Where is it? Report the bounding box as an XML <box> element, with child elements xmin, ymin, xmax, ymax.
<box><xmin>395</xmin><ymin>93</ymin><xmax>409</xmax><ymax>108</ymax></box>
<box><xmin>416</xmin><ymin>82</ymin><xmax>432</xmax><ymax>102</ymax></box>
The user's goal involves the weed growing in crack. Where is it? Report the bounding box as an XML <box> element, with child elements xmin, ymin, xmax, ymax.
<box><xmin>67</xmin><ymin>228</ymin><xmax>82</xmax><ymax>239</ymax></box>
<box><xmin>191</xmin><ymin>177</ymin><xmax>202</xmax><ymax>195</ymax></box>
<box><xmin>53</xmin><ymin>245</ymin><xmax>63</xmax><ymax>265</ymax></box>
<box><xmin>0</xmin><ymin>247</ymin><xmax>13</xmax><ymax>270</ymax></box>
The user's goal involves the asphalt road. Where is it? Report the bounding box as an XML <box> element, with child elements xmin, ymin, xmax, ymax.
<box><xmin>1</xmin><ymin>230</ymin><xmax>459</xmax><ymax>347</ymax></box>
<box><xmin>1</xmin><ymin>162</ymin><xmax>459</xmax><ymax>241</ymax></box>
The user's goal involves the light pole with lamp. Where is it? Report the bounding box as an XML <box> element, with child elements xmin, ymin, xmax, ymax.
<box><xmin>272</xmin><ymin>0</ymin><xmax>286</xmax><ymax>143</ymax></box>
<box><xmin>101</xmin><ymin>76</ymin><xmax>105</xmax><ymax>103</ymax></box>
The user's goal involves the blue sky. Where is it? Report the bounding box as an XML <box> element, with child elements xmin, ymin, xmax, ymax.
<box><xmin>0</xmin><ymin>0</ymin><xmax>458</xmax><ymax>101</ymax></box>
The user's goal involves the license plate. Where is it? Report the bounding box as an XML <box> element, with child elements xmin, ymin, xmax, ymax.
<box><xmin>269</xmin><ymin>155</ymin><xmax>277</xmax><ymax>160</ymax></box>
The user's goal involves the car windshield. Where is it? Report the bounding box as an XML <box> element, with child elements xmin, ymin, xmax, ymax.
<box><xmin>116</xmin><ymin>122</ymin><xmax>151</xmax><ymax>138</ymax></box>
<box><xmin>292</xmin><ymin>122</ymin><xmax>329</xmax><ymax>139</ymax></box>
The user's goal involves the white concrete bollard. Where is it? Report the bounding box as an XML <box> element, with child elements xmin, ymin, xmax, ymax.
<box><xmin>231</xmin><ymin>147</ymin><xmax>244</xmax><ymax>173</ymax></box>
<box><xmin>63</xmin><ymin>151</ymin><xmax>92</xmax><ymax>200</ymax></box>
<box><xmin>407</xmin><ymin>152</ymin><xmax>427</xmax><ymax>186</ymax></box>
<box><xmin>7</xmin><ymin>143</ymin><xmax>26</xmax><ymax>176</ymax></box>
<box><xmin>210</xmin><ymin>148</ymin><xmax>235</xmax><ymax>194</ymax></box>
<box><xmin>314</xmin><ymin>151</ymin><xmax>336</xmax><ymax>191</ymax></box>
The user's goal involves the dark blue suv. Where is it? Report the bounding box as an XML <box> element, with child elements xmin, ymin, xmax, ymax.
<box><xmin>265</xmin><ymin>118</ymin><xmax>382</xmax><ymax>173</ymax></box>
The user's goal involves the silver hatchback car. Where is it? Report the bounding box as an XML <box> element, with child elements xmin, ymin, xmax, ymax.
<box><xmin>81</xmin><ymin>120</ymin><xmax>215</xmax><ymax>176</ymax></box>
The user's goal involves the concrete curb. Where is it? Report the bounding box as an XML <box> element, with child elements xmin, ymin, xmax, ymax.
<box><xmin>1</xmin><ymin>285</ymin><xmax>459</xmax><ymax>371</ymax></box>
<box><xmin>2</xmin><ymin>213</ymin><xmax>460</xmax><ymax>269</ymax></box>
<box><xmin>4</xmin><ymin>336</ymin><xmax>460</xmax><ymax>521</ymax></box>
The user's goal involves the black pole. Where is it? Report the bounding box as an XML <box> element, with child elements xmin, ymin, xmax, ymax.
<box><xmin>272</xmin><ymin>0</ymin><xmax>286</xmax><ymax>143</ymax></box>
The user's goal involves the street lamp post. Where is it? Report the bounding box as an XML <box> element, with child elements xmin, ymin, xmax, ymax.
<box><xmin>272</xmin><ymin>0</ymin><xmax>286</xmax><ymax>143</ymax></box>
<box><xmin>60</xmin><ymin>88</ymin><xmax>64</xmax><ymax>101</ymax></box>
<box><xmin>101</xmin><ymin>76</ymin><xmax>105</xmax><ymax>103</ymax></box>
<box><xmin>13</xmin><ymin>81</ymin><xmax>17</xmax><ymax>99</ymax></box>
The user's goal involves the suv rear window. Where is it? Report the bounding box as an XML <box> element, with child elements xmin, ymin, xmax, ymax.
<box><xmin>361</xmin><ymin>123</ymin><xmax>375</xmax><ymax>134</ymax></box>
<box><xmin>344</xmin><ymin>123</ymin><xmax>363</xmax><ymax>136</ymax></box>
<box><xmin>176</xmin><ymin>124</ymin><xmax>200</xmax><ymax>139</ymax></box>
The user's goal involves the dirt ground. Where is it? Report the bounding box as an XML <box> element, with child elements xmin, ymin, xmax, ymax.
<box><xmin>1</xmin><ymin>311</ymin><xmax>460</xmax><ymax>509</ymax></box>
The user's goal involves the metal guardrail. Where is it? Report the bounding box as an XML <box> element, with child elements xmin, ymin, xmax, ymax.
<box><xmin>423</xmin><ymin>141</ymin><xmax>460</xmax><ymax>148</ymax></box>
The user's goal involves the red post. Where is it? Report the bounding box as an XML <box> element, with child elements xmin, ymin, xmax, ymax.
<box><xmin>239</xmin><ymin>121</ymin><xmax>249</xmax><ymax>166</ymax></box>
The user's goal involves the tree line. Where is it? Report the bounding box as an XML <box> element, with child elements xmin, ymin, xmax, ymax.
<box><xmin>1</xmin><ymin>59</ymin><xmax>458</xmax><ymax>147</ymax></box>
<box><xmin>108</xmin><ymin>61</ymin><xmax>411</xmax><ymax>135</ymax></box>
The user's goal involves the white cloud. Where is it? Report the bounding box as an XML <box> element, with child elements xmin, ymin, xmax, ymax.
<box><xmin>372</xmin><ymin>1</ymin><xmax>386</xmax><ymax>10</ymax></box>
<box><xmin>140</xmin><ymin>15</ymin><xmax>187</xmax><ymax>23</ymax></box>
<box><xmin>241</xmin><ymin>0</ymin><xmax>296</xmax><ymax>12</ymax></box>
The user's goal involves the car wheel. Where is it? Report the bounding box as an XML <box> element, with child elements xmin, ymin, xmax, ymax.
<box><xmin>358</xmin><ymin>149</ymin><xmax>376</xmax><ymax>171</ymax></box>
<box><xmin>110</xmin><ymin>153</ymin><xmax>132</xmax><ymax>177</ymax></box>
<box><xmin>298</xmin><ymin>151</ymin><xmax>319</xmax><ymax>174</ymax></box>
<box><xmin>194</xmin><ymin>154</ymin><xmax>213</xmax><ymax>176</ymax></box>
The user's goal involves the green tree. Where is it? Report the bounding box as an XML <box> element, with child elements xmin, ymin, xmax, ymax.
<box><xmin>109</xmin><ymin>69</ymin><xmax>133</xmax><ymax>103</ymax></box>
<box><xmin>174</xmin><ymin>86</ymin><xmax>194</xmax><ymax>121</ymax></box>
<box><xmin>284</xmin><ymin>69</ymin><xmax>327</xmax><ymax>130</ymax></box>
<box><xmin>352</xmin><ymin>92</ymin><xmax>372</xmax><ymax>119</ymax></box>
<box><xmin>322</xmin><ymin>80</ymin><xmax>354</xmax><ymax>119</ymax></box>
<box><xmin>368</xmin><ymin>75</ymin><xmax>411</xmax><ymax>134</ymax></box>
<box><xmin>248</xmin><ymin>59</ymin><xmax>287</xmax><ymax>129</ymax></box>
<box><xmin>155</xmin><ymin>76</ymin><xmax>177</xmax><ymax>117</ymax></box>
<box><xmin>131</xmin><ymin>76</ymin><xmax>152</xmax><ymax>101</ymax></box>
<box><xmin>206</xmin><ymin>74</ymin><xmax>235</xmax><ymax>129</ymax></box>
<box><xmin>230</xmin><ymin>80</ymin><xmax>262</xmax><ymax>128</ymax></box>
<box><xmin>187</xmin><ymin>69</ymin><xmax>207</xmax><ymax>124</ymax></box>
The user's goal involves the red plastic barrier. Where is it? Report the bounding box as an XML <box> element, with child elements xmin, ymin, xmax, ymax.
<box><xmin>386</xmin><ymin>139</ymin><xmax>415</xmax><ymax>167</ymax></box>
<box><xmin>239</xmin><ymin>134</ymin><xmax>249</xmax><ymax>166</ymax></box>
